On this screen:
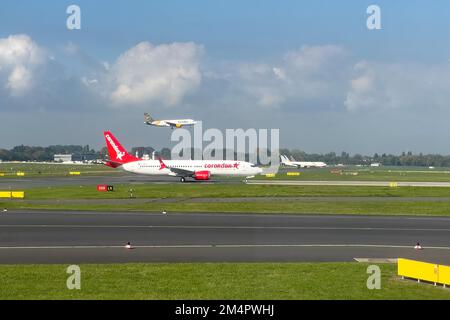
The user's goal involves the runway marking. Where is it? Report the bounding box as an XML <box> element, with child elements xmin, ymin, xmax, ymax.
<box><xmin>1</xmin><ymin>224</ymin><xmax>450</xmax><ymax>232</ymax></box>
<box><xmin>0</xmin><ymin>244</ymin><xmax>450</xmax><ymax>250</ymax></box>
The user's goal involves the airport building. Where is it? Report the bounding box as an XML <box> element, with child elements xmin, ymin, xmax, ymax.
<box><xmin>53</xmin><ymin>154</ymin><xmax>97</xmax><ymax>162</ymax></box>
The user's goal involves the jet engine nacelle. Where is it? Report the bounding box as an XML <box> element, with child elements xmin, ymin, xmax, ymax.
<box><xmin>193</xmin><ymin>170</ymin><xmax>211</xmax><ymax>180</ymax></box>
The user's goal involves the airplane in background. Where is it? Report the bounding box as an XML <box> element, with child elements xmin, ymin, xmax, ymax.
<box><xmin>144</xmin><ymin>113</ymin><xmax>197</xmax><ymax>129</ymax></box>
<box><xmin>103</xmin><ymin>131</ymin><xmax>262</xmax><ymax>182</ymax></box>
<box><xmin>280</xmin><ymin>155</ymin><xmax>327</xmax><ymax>168</ymax></box>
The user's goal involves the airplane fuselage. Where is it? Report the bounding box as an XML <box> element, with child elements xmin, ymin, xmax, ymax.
<box><xmin>147</xmin><ymin>119</ymin><xmax>196</xmax><ymax>128</ymax></box>
<box><xmin>284</xmin><ymin>162</ymin><xmax>327</xmax><ymax>168</ymax></box>
<box><xmin>121</xmin><ymin>159</ymin><xmax>261</xmax><ymax>177</ymax></box>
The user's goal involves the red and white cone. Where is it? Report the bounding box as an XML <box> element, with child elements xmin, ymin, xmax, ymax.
<box><xmin>414</xmin><ymin>242</ymin><xmax>423</xmax><ymax>250</ymax></box>
<box><xmin>125</xmin><ymin>241</ymin><xmax>133</xmax><ymax>249</ymax></box>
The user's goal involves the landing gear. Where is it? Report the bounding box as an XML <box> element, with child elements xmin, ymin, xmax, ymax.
<box><xmin>180</xmin><ymin>177</ymin><xmax>186</xmax><ymax>183</ymax></box>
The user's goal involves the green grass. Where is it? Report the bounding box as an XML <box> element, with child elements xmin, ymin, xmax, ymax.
<box><xmin>4</xmin><ymin>200</ymin><xmax>450</xmax><ymax>216</ymax></box>
<box><xmin>4</xmin><ymin>184</ymin><xmax>450</xmax><ymax>216</ymax></box>
<box><xmin>18</xmin><ymin>184</ymin><xmax>450</xmax><ymax>200</ymax></box>
<box><xmin>0</xmin><ymin>162</ymin><xmax>119</xmax><ymax>177</ymax></box>
<box><xmin>0</xmin><ymin>262</ymin><xmax>448</xmax><ymax>299</ymax></box>
<box><xmin>259</xmin><ymin>166</ymin><xmax>450</xmax><ymax>182</ymax></box>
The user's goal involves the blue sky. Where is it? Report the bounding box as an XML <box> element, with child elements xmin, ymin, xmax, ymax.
<box><xmin>1</xmin><ymin>1</ymin><xmax>450</xmax><ymax>153</ymax></box>
<box><xmin>3</xmin><ymin>0</ymin><xmax>449</xmax><ymax>62</ymax></box>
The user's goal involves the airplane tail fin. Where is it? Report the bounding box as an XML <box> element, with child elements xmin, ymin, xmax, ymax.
<box><xmin>144</xmin><ymin>113</ymin><xmax>154</xmax><ymax>124</ymax></box>
<box><xmin>103</xmin><ymin>131</ymin><xmax>140</xmax><ymax>164</ymax></box>
<box><xmin>280</xmin><ymin>155</ymin><xmax>289</xmax><ymax>163</ymax></box>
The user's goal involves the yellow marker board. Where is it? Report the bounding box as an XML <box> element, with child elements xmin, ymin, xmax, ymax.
<box><xmin>0</xmin><ymin>191</ymin><xmax>25</xmax><ymax>199</ymax></box>
<box><xmin>287</xmin><ymin>172</ymin><xmax>300</xmax><ymax>176</ymax></box>
<box><xmin>11</xmin><ymin>191</ymin><xmax>25</xmax><ymax>199</ymax></box>
<box><xmin>16</xmin><ymin>172</ymin><xmax>25</xmax><ymax>176</ymax></box>
<box><xmin>398</xmin><ymin>258</ymin><xmax>442</xmax><ymax>284</ymax></box>
<box><xmin>0</xmin><ymin>191</ymin><xmax>11</xmax><ymax>198</ymax></box>
<box><xmin>69</xmin><ymin>172</ymin><xmax>81</xmax><ymax>175</ymax></box>
<box><xmin>439</xmin><ymin>265</ymin><xmax>450</xmax><ymax>286</ymax></box>
<box><xmin>265</xmin><ymin>173</ymin><xmax>276</xmax><ymax>178</ymax></box>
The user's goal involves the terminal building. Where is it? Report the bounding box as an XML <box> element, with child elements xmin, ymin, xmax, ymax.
<box><xmin>54</xmin><ymin>154</ymin><xmax>97</xmax><ymax>162</ymax></box>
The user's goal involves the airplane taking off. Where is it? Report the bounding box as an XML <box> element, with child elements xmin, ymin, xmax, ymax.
<box><xmin>103</xmin><ymin>131</ymin><xmax>262</xmax><ymax>182</ymax></box>
<box><xmin>144</xmin><ymin>113</ymin><xmax>197</xmax><ymax>129</ymax></box>
<box><xmin>280</xmin><ymin>155</ymin><xmax>327</xmax><ymax>168</ymax></box>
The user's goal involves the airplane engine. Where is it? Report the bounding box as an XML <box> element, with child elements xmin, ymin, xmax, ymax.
<box><xmin>193</xmin><ymin>170</ymin><xmax>211</xmax><ymax>180</ymax></box>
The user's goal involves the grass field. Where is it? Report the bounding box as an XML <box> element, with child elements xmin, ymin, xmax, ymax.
<box><xmin>259</xmin><ymin>166</ymin><xmax>450</xmax><ymax>182</ymax></box>
<box><xmin>3</xmin><ymin>184</ymin><xmax>450</xmax><ymax>216</ymax></box>
<box><xmin>3</xmin><ymin>164</ymin><xmax>450</xmax><ymax>216</ymax></box>
<box><xmin>0</xmin><ymin>162</ymin><xmax>119</xmax><ymax>177</ymax></box>
<box><xmin>1</xmin><ymin>262</ymin><xmax>449</xmax><ymax>299</ymax></box>
<box><xmin>17</xmin><ymin>184</ymin><xmax>450</xmax><ymax>199</ymax></box>
<box><xmin>4</xmin><ymin>199</ymin><xmax>450</xmax><ymax>216</ymax></box>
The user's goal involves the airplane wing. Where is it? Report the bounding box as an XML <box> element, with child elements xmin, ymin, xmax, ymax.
<box><xmin>165</xmin><ymin>121</ymin><xmax>183</xmax><ymax>128</ymax></box>
<box><xmin>157</xmin><ymin>157</ymin><xmax>194</xmax><ymax>176</ymax></box>
<box><xmin>167</xmin><ymin>167</ymin><xmax>195</xmax><ymax>176</ymax></box>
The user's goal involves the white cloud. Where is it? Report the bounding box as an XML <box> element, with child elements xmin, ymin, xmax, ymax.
<box><xmin>229</xmin><ymin>45</ymin><xmax>348</xmax><ymax>109</ymax></box>
<box><xmin>0</xmin><ymin>34</ymin><xmax>46</xmax><ymax>96</ymax></box>
<box><xmin>344</xmin><ymin>60</ymin><xmax>450</xmax><ymax>112</ymax></box>
<box><xmin>344</xmin><ymin>61</ymin><xmax>387</xmax><ymax>111</ymax></box>
<box><xmin>108</xmin><ymin>41</ymin><xmax>203</xmax><ymax>106</ymax></box>
<box><xmin>284</xmin><ymin>45</ymin><xmax>346</xmax><ymax>74</ymax></box>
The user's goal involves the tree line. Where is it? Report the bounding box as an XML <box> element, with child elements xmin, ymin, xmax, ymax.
<box><xmin>2</xmin><ymin>144</ymin><xmax>450</xmax><ymax>167</ymax></box>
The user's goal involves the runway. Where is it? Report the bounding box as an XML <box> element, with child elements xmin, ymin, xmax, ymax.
<box><xmin>1</xmin><ymin>210</ymin><xmax>450</xmax><ymax>264</ymax></box>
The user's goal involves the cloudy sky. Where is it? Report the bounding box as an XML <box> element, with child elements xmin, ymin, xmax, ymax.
<box><xmin>1</xmin><ymin>0</ymin><xmax>450</xmax><ymax>154</ymax></box>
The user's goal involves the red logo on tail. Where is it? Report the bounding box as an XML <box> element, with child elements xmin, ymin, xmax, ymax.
<box><xmin>103</xmin><ymin>131</ymin><xmax>139</xmax><ymax>164</ymax></box>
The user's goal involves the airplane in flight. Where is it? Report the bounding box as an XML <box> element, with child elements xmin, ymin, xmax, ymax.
<box><xmin>144</xmin><ymin>113</ymin><xmax>197</xmax><ymax>129</ymax></box>
<box><xmin>280</xmin><ymin>155</ymin><xmax>327</xmax><ymax>168</ymax></box>
<box><xmin>103</xmin><ymin>131</ymin><xmax>262</xmax><ymax>182</ymax></box>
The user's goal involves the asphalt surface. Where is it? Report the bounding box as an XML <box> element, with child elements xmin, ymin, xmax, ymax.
<box><xmin>1</xmin><ymin>210</ymin><xmax>450</xmax><ymax>264</ymax></box>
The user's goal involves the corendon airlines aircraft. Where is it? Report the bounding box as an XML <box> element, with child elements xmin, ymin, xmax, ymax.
<box><xmin>103</xmin><ymin>131</ymin><xmax>262</xmax><ymax>182</ymax></box>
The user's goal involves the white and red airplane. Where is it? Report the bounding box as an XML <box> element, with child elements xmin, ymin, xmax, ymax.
<box><xmin>103</xmin><ymin>131</ymin><xmax>262</xmax><ymax>182</ymax></box>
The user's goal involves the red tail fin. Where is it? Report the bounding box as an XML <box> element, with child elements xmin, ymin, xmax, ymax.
<box><xmin>103</xmin><ymin>131</ymin><xmax>140</xmax><ymax>164</ymax></box>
